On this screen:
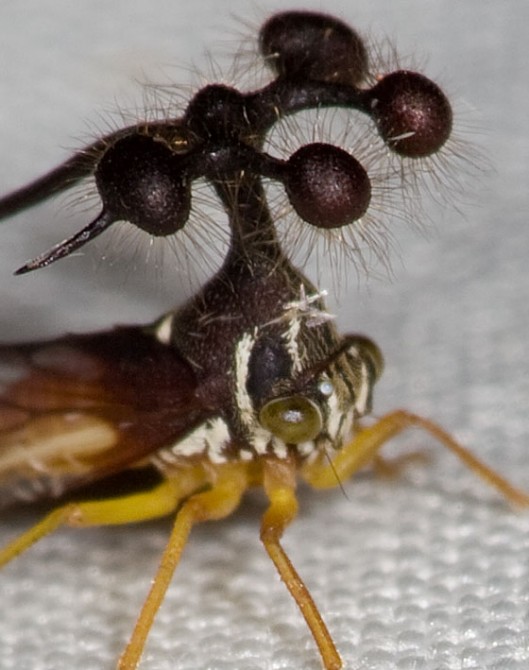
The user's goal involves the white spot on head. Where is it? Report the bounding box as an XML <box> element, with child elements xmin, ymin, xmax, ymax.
<box><xmin>325</xmin><ymin>390</ymin><xmax>341</xmax><ymax>442</ymax></box>
<box><xmin>283</xmin><ymin>316</ymin><xmax>302</xmax><ymax>372</ymax></box>
<box><xmin>318</xmin><ymin>379</ymin><xmax>334</xmax><ymax>397</ymax></box>
<box><xmin>154</xmin><ymin>314</ymin><xmax>174</xmax><ymax>345</ymax></box>
<box><xmin>270</xmin><ymin>437</ymin><xmax>287</xmax><ymax>459</ymax></box>
<box><xmin>234</xmin><ymin>331</ymin><xmax>256</xmax><ymax>428</ymax></box>
<box><xmin>354</xmin><ymin>361</ymin><xmax>370</xmax><ymax>416</ymax></box>
<box><xmin>177</xmin><ymin>418</ymin><xmax>229</xmax><ymax>457</ymax></box>
<box><xmin>340</xmin><ymin>408</ymin><xmax>356</xmax><ymax>445</ymax></box>
<box><xmin>297</xmin><ymin>441</ymin><xmax>316</xmax><ymax>457</ymax></box>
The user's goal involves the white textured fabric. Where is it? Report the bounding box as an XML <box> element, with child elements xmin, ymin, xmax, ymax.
<box><xmin>1</xmin><ymin>2</ymin><xmax>528</xmax><ymax>669</ymax></box>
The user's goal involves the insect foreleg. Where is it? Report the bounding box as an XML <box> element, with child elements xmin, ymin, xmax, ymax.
<box><xmin>261</xmin><ymin>457</ymin><xmax>342</xmax><ymax>670</ymax></box>
<box><xmin>302</xmin><ymin>410</ymin><xmax>529</xmax><ymax>507</ymax></box>
<box><xmin>119</xmin><ymin>463</ymin><xmax>249</xmax><ymax>670</ymax></box>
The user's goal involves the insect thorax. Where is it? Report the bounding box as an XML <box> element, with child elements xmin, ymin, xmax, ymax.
<box><xmin>150</xmin><ymin>253</ymin><xmax>378</xmax><ymax>466</ymax></box>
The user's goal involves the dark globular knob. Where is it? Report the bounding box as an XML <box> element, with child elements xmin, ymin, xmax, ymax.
<box><xmin>184</xmin><ymin>84</ymin><xmax>249</xmax><ymax>143</ymax></box>
<box><xmin>259</xmin><ymin>11</ymin><xmax>368</xmax><ymax>85</ymax></box>
<box><xmin>284</xmin><ymin>143</ymin><xmax>371</xmax><ymax>229</ymax></box>
<box><xmin>95</xmin><ymin>134</ymin><xmax>191</xmax><ymax>236</ymax></box>
<box><xmin>368</xmin><ymin>70</ymin><xmax>453</xmax><ymax>158</ymax></box>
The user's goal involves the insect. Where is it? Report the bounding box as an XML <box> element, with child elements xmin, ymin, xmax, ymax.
<box><xmin>1</xmin><ymin>9</ymin><xmax>528</xmax><ymax>670</ymax></box>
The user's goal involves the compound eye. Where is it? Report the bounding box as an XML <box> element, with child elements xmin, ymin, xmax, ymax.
<box><xmin>259</xmin><ymin>395</ymin><xmax>323</xmax><ymax>444</ymax></box>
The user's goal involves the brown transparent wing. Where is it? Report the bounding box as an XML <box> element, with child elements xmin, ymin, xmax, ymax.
<box><xmin>0</xmin><ymin>327</ymin><xmax>211</xmax><ymax>508</ymax></box>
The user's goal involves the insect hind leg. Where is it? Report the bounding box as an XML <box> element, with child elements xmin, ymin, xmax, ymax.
<box><xmin>302</xmin><ymin>409</ymin><xmax>529</xmax><ymax>507</ymax></box>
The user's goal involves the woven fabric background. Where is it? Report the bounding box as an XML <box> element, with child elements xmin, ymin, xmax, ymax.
<box><xmin>1</xmin><ymin>2</ymin><xmax>528</xmax><ymax>669</ymax></box>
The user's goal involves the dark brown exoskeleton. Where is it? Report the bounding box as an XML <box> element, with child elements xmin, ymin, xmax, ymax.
<box><xmin>0</xmin><ymin>11</ymin><xmax>527</xmax><ymax>670</ymax></box>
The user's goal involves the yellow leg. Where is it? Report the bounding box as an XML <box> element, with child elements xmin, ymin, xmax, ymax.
<box><xmin>0</xmin><ymin>478</ymin><xmax>184</xmax><ymax>567</ymax></box>
<box><xmin>372</xmin><ymin>451</ymin><xmax>431</xmax><ymax>479</ymax></box>
<box><xmin>302</xmin><ymin>409</ymin><xmax>529</xmax><ymax>507</ymax></box>
<box><xmin>261</xmin><ymin>457</ymin><xmax>342</xmax><ymax>670</ymax></box>
<box><xmin>118</xmin><ymin>463</ymin><xmax>249</xmax><ymax>670</ymax></box>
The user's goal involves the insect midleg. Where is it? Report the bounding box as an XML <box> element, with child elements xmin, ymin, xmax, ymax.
<box><xmin>0</xmin><ymin>478</ymin><xmax>185</xmax><ymax>567</ymax></box>
<box><xmin>119</xmin><ymin>463</ymin><xmax>250</xmax><ymax>670</ymax></box>
<box><xmin>261</xmin><ymin>457</ymin><xmax>342</xmax><ymax>670</ymax></box>
<box><xmin>302</xmin><ymin>410</ymin><xmax>529</xmax><ymax>507</ymax></box>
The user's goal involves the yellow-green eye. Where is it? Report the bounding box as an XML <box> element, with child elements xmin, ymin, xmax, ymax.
<box><xmin>259</xmin><ymin>395</ymin><xmax>323</xmax><ymax>444</ymax></box>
